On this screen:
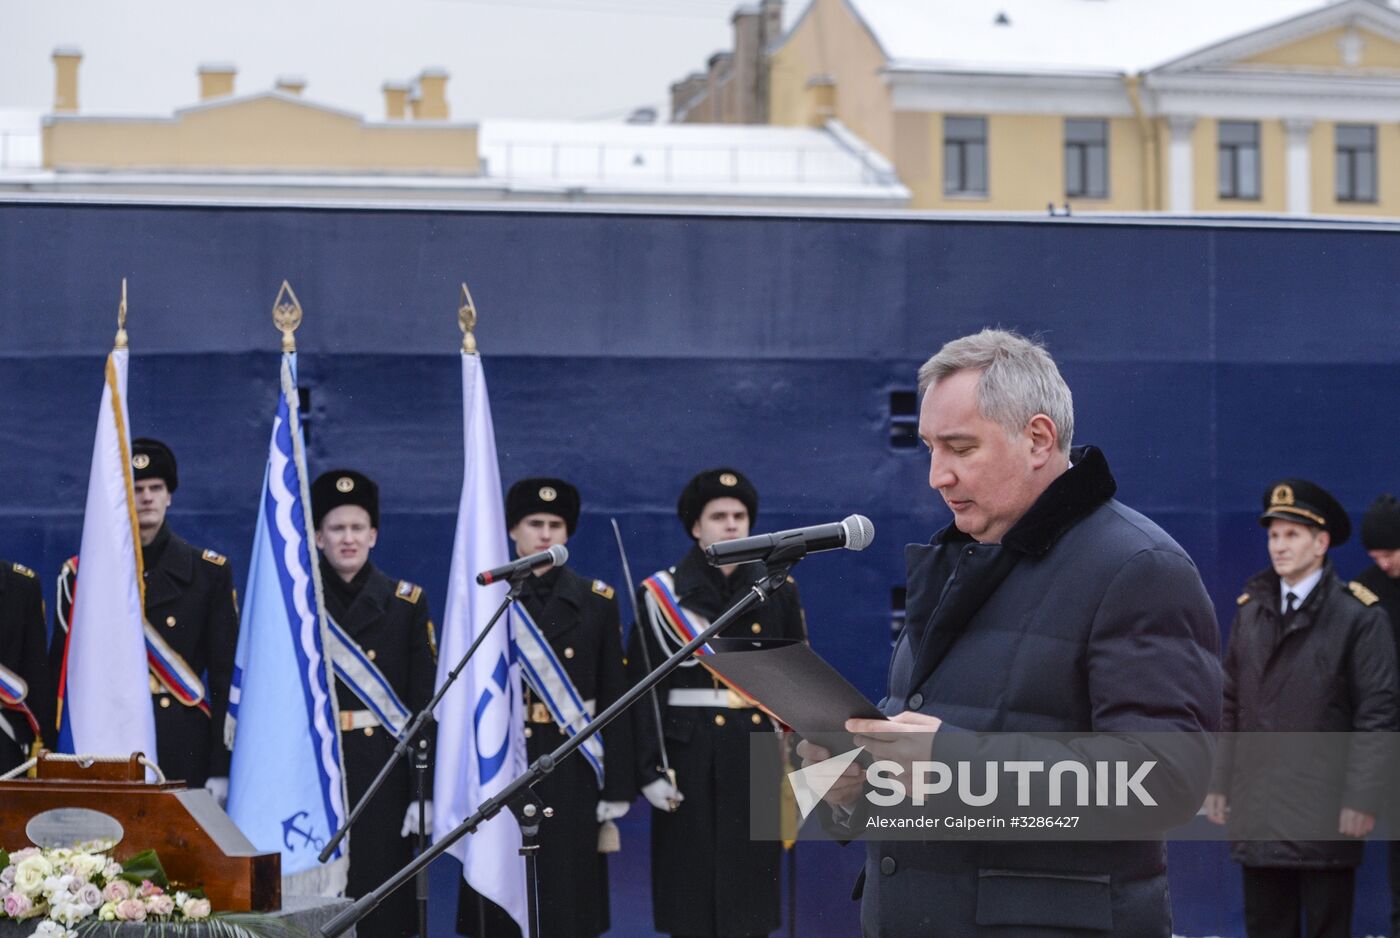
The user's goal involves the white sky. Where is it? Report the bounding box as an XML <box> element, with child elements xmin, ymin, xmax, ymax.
<box><xmin>0</xmin><ymin>0</ymin><xmax>797</xmax><ymax>122</ymax></box>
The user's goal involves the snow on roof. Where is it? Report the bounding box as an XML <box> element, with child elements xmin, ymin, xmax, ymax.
<box><xmin>0</xmin><ymin>109</ymin><xmax>44</xmax><ymax>172</ymax></box>
<box><xmin>478</xmin><ymin>118</ymin><xmax>901</xmax><ymax>193</ymax></box>
<box><xmin>845</xmin><ymin>0</ymin><xmax>1339</xmax><ymax>74</ymax></box>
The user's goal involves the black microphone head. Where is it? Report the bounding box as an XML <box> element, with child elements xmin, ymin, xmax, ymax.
<box><xmin>841</xmin><ymin>514</ymin><xmax>875</xmax><ymax>551</ymax></box>
<box><xmin>547</xmin><ymin>544</ymin><xmax>569</xmax><ymax>566</ymax></box>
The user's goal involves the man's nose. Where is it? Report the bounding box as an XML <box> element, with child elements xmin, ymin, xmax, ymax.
<box><xmin>928</xmin><ymin>455</ymin><xmax>955</xmax><ymax>490</ymax></box>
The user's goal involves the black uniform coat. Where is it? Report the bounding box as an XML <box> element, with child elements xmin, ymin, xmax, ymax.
<box><xmin>1352</xmin><ymin>563</ymin><xmax>1400</xmax><ymax>662</ymax></box>
<box><xmin>628</xmin><ymin>545</ymin><xmax>807</xmax><ymax>938</ymax></box>
<box><xmin>836</xmin><ymin>447</ymin><xmax>1221</xmax><ymax>938</ymax></box>
<box><xmin>1213</xmin><ymin>561</ymin><xmax>1398</xmax><ymax>868</ymax></box>
<box><xmin>0</xmin><ymin>560</ymin><xmax>51</xmax><ymax>773</ymax></box>
<box><xmin>456</xmin><ymin>566</ymin><xmax>633</xmax><ymax>938</ymax></box>
<box><xmin>52</xmin><ymin>524</ymin><xmax>239</xmax><ymax>787</ymax></box>
<box><xmin>321</xmin><ymin>559</ymin><xmax>436</xmax><ymax>938</ymax></box>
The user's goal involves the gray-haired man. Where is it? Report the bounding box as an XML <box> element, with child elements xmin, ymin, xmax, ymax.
<box><xmin>800</xmin><ymin>329</ymin><xmax>1221</xmax><ymax>937</ymax></box>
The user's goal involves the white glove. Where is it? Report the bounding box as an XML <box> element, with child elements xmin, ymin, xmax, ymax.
<box><xmin>596</xmin><ymin>800</ymin><xmax>630</xmax><ymax>823</ymax></box>
<box><xmin>400</xmin><ymin>800</ymin><xmax>433</xmax><ymax>838</ymax></box>
<box><xmin>203</xmin><ymin>776</ymin><xmax>229</xmax><ymax>808</ymax></box>
<box><xmin>642</xmin><ymin>778</ymin><xmax>683</xmax><ymax>812</ymax></box>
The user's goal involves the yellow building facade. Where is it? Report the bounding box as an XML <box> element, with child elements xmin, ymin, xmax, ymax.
<box><xmin>42</xmin><ymin>55</ymin><xmax>478</xmax><ymax>175</ymax></box>
<box><xmin>760</xmin><ymin>0</ymin><xmax>1400</xmax><ymax>215</ymax></box>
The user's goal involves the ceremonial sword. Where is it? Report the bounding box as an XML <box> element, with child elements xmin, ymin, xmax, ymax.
<box><xmin>611</xmin><ymin>517</ymin><xmax>679</xmax><ymax>811</ymax></box>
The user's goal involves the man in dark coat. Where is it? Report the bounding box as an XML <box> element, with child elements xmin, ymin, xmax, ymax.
<box><xmin>1206</xmin><ymin>480</ymin><xmax>1398</xmax><ymax>938</ymax></box>
<box><xmin>629</xmin><ymin>467</ymin><xmax>807</xmax><ymax>938</ymax></box>
<box><xmin>1352</xmin><ymin>492</ymin><xmax>1400</xmax><ymax>937</ymax></box>
<box><xmin>801</xmin><ymin>329</ymin><xmax>1221</xmax><ymax>937</ymax></box>
<box><xmin>0</xmin><ymin>559</ymin><xmax>51</xmax><ymax>773</ymax></box>
<box><xmin>457</xmin><ymin>477</ymin><xmax>633</xmax><ymax>938</ymax></box>
<box><xmin>51</xmin><ymin>438</ymin><xmax>239</xmax><ymax>794</ymax></box>
<box><xmin>312</xmin><ymin>469</ymin><xmax>437</xmax><ymax>938</ymax></box>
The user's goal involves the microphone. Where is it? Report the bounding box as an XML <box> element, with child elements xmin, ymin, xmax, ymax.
<box><xmin>704</xmin><ymin>515</ymin><xmax>874</xmax><ymax>566</ymax></box>
<box><xmin>476</xmin><ymin>544</ymin><xmax>568</xmax><ymax>585</ymax></box>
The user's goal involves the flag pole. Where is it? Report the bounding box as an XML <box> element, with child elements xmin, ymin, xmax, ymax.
<box><xmin>460</xmin><ymin>282</ymin><xmax>478</xmax><ymax>356</ymax></box>
<box><xmin>114</xmin><ymin>278</ymin><xmax>129</xmax><ymax>350</ymax></box>
<box><xmin>273</xmin><ymin>281</ymin><xmax>303</xmax><ymax>354</ymax></box>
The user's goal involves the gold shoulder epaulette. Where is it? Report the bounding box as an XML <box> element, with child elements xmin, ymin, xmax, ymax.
<box><xmin>202</xmin><ymin>549</ymin><xmax>227</xmax><ymax>566</ymax></box>
<box><xmin>1236</xmin><ymin>592</ymin><xmax>1251</xmax><ymax>606</ymax></box>
<box><xmin>396</xmin><ymin>580</ymin><xmax>423</xmax><ymax>604</ymax></box>
<box><xmin>426</xmin><ymin>620</ymin><xmax>438</xmax><ymax>660</ymax></box>
<box><xmin>592</xmin><ymin>579</ymin><xmax>615</xmax><ymax>600</ymax></box>
<box><xmin>1348</xmin><ymin>581</ymin><xmax>1380</xmax><ymax>607</ymax></box>
<box><xmin>11</xmin><ymin>562</ymin><xmax>35</xmax><ymax>579</ymax></box>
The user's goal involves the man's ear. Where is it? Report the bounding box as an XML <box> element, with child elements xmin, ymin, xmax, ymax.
<box><xmin>1026</xmin><ymin>414</ymin><xmax>1059</xmax><ymax>468</ymax></box>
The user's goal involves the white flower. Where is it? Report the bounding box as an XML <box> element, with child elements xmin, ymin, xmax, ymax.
<box><xmin>49</xmin><ymin>896</ymin><xmax>93</xmax><ymax>927</ymax></box>
<box><xmin>65</xmin><ymin>853</ymin><xmax>105</xmax><ymax>882</ymax></box>
<box><xmin>101</xmin><ymin>861</ymin><xmax>122</xmax><ymax>880</ymax></box>
<box><xmin>12</xmin><ymin>856</ymin><xmax>52</xmax><ymax>897</ymax></box>
<box><xmin>97</xmin><ymin>901</ymin><xmax>117</xmax><ymax>921</ymax></box>
<box><xmin>181</xmin><ymin>897</ymin><xmax>211</xmax><ymax>920</ymax></box>
<box><xmin>28</xmin><ymin>921</ymin><xmax>77</xmax><ymax>938</ymax></box>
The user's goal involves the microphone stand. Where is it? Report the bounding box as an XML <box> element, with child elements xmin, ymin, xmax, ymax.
<box><xmin>414</xmin><ymin>741</ymin><xmax>430</xmax><ymax>938</ymax></box>
<box><xmin>318</xmin><ymin>571</ymin><xmax>532</xmax><ymax>866</ymax></box>
<box><xmin>320</xmin><ymin>546</ymin><xmax>808</xmax><ymax>938</ymax></box>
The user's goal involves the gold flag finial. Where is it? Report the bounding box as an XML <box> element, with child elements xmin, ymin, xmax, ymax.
<box><xmin>458</xmin><ymin>282</ymin><xmax>478</xmax><ymax>355</ymax></box>
<box><xmin>114</xmin><ymin>278</ymin><xmax>129</xmax><ymax>350</ymax></box>
<box><xmin>272</xmin><ymin>280</ymin><xmax>303</xmax><ymax>353</ymax></box>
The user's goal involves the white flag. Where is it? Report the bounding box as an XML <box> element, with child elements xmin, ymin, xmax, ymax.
<box><xmin>432</xmin><ymin>352</ymin><xmax>527</xmax><ymax>929</ymax></box>
<box><xmin>57</xmin><ymin>348</ymin><xmax>158</xmax><ymax>769</ymax></box>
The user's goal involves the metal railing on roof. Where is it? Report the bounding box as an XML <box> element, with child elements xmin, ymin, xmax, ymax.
<box><xmin>482</xmin><ymin>140</ymin><xmax>888</xmax><ymax>187</ymax></box>
<box><xmin>0</xmin><ymin>130</ymin><xmax>42</xmax><ymax>171</ymax></box>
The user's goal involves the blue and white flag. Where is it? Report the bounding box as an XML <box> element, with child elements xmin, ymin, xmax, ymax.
<box><xmin>226</xmin><ymin>354</ymin><xmax>348</xmax><ymax>896</ymax></box>
<box><xmin>433</xmin><ymin>352</ymin><xmax>528</xmax><ymax>930</ymax></box>
<box><xmin>56</xmin><ymin>348</ymin><xmax>157</xmax><ymax>770</ymax></box>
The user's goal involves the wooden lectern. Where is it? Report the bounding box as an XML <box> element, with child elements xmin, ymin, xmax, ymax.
<box><xmin>0</xmin><ymin>752</ymin><xmax>280</xmax><ymax>912</ymax></box>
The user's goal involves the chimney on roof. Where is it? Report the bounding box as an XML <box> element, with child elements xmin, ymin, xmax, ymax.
<box><xmin>670</xmin><ymin>72</ymin><xmax>708</xmax><ymax>122</ymax></box>
<box><xmin>416</xmin><ymin>68</ymin><xmax>449</xmax><ymax>120</ymax></box>
<box><xmin>275</xmin><ymin>75</ymin><xmax>306</xmax><ymax>96</ymax></box>
<box><xmin>198</xmin><ymin>63</ymin><xmax>236</xmax><ymax>100</ymax></box>
<box><xmin>731</xmin><ymin>6</ymin><xmax>764</xmax><ymax>124</ymax></box>
<box><xmin>51</xmin><ymin>47</ymin><xmax>82</xmax><ymax>113</ymax></box>
<box><xmin>706</xmin><ymin>52</ymin><xmax>733</xmax><ymax>122</ymax></box>
<box><xmin>761</xmin><ymin>0</ymin><xmax>783</xmax><ymax>42</ymax></box>
<box><xmin>383</xmin><ymin>81</ymin><xmax>410</xmax><ymax>120</ymax></box>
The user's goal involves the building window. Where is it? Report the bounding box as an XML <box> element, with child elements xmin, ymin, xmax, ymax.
<box><xmin>1065</xmin><ymin>119</ymin><xmax>1108</xmax><ymax>198</ymax></box>
<box><xmin>944</xmin><ymin>116</ymin><xmax>987</xmax><ymax>197</ymax></box>
<box><xmin>1218</xmin><ymin>121</ymin><xmax>1260</xmax><ymax>200</ymax></box>
<box><xmin>1336</xmin><ymin>124</ymin><xmax>1377</xmax><ymax>203</ymax></box>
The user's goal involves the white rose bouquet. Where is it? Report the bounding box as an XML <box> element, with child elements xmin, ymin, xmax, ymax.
<box><xmin>0</xmin><ymin>842</ymin><xmax>214</xmax><ymax>936</ymax></box>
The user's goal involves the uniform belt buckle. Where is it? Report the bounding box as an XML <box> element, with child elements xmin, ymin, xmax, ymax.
<box><xmin>340</xmin><ymin>711</ymin><xmax>353</xmax><ymax>732</ymax></box>
<box><xmin>726</xmin><ymin>688</ymin><xmax>750</xmax><ymax>709</ymax></box>
<box><xmin>528</xmin><ymin>702</ymin><xmax>552</xmax><ymax>724</ymax></box>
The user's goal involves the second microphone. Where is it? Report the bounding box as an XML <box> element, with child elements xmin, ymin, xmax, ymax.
<box><xmin>477</xmin><ymin>544</ymin><xmax>568</xmax><ymax>585</ymax></box>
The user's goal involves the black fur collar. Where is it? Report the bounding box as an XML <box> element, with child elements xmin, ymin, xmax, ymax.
<box><xmin>936</xmin><ymin>445</ymin><xmax>1118</xmax><ymax>557</ymax></box>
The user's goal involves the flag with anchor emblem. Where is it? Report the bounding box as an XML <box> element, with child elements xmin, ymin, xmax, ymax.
<box><xmin>433</xmin><ymin>351</ymin><xmax>527</xmax><ymax>929</ymax></box>
<box><xmin>226</xmin><ymin>353</ymin><xmax>349</xmax><ymax>894</ymax></box>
